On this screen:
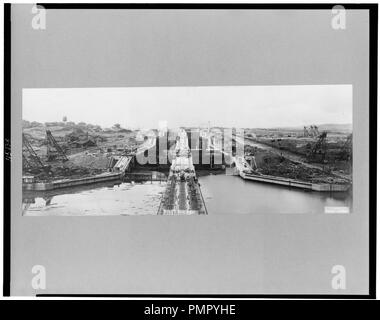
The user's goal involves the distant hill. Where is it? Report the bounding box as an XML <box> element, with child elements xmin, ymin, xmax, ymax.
<box><xmin>264</xmin><ymin>123</ymin><xmax>352</xmax><ymax>132</ymax></box>
<box><xmin>317</xmin><ymin>123</ymin><xmax>352</xmax><ymax>132</ymax></box>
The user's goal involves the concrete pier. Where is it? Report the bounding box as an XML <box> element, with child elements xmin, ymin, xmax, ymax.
<box><xmin>22</xmin><ymin>172</ymin><xmax>122</xmax><ymax>191</ymax></box>
<box><xmin>157</xmin><ymin>129</ymin><xmax>208</xmax><ymax>215</ymax></box>
<box><xmin>240</xmin><ymin>172</ymin><xmax>351</xmax><ymax>192</ymax></box>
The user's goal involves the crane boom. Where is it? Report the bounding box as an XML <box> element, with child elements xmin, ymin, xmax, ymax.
<box><xmin>46</xmin><ymin>130</ymin><xmax>68</xmax><ymax>162</ymax></box>
<box><xmin>22</xmin><ymin>133</ymin><xmax>44</xmax><ymax>169</ymax></box>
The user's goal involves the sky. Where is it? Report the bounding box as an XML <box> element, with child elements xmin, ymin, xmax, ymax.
<box><xmin>22</xmin><ymin>85</ymin><xmax>352</xmax><ymax>129</ymax></box>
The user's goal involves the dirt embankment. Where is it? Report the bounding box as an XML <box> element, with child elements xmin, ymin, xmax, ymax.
<box><xmin>244</xmin><ymin>129</ymin><xmax>352</xmax><ymax>182</ymax></box>
<box><xmin>245</xmin><ymin>144</ymin><xmax>350</xmax><ymax>184</ymax></box>
<box><xmin>257</xmin><ymin>153</ymin><xmax>348</xmax><ymax>184</ymax></box>
<box><xmin>23</xmin><ymin>122</ymin><xmax>142</xmax><ymax>181</ymax></box>
<box><xmin>46</xmin><ymin>152</ymin><xmax>111</xmax><ymax>180</ymax></box>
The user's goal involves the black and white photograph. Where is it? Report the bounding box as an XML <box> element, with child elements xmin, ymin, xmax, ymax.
<box><xmin>3</xmin><ymin>3</ymin><xmax>377</xmax><ymax>299</ymax></box>
<box><xmin>22</xmin><ymin>85</ymin><xmax>353</xmax><ymax>216</ymax></box>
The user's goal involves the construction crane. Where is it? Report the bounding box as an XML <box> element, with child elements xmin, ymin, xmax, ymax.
<box><xmin>22</xmin><ymin>133</ymin><xmax>45</xmax><ymax>170</ymax></box>
<box><xmin>304</xmin><ymin>125</ymin><xmax>319</xmax><ymax>138</ymax></box>
<box><xmin>303</xmin><ymin>126</ymin><xmax>309</xmax><ymax>137</ymax></box>
<box><xmin>46</xmin><ymin>130</ymin><xmax>68</xmax><ymax>162</ymax></box>
<box><xmin>22</xmin><ymin>154</ymin><xmax>31</xmax><ymax>169</ymax></box>
<box><xmin>312</xmin><ymin>125</ymin><xmax>320</xmax><ymax>137</ymax></box>
<box><xmin>307</xmin><ymin>131</ymin><xmax>327</xmax><ymax>162</ymax></box>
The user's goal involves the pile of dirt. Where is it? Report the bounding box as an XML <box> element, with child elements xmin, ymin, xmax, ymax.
<box><xmin>51</xmin><ymin>166</ymin><xmax>97</xmax><ymax>179</ymax></box>
<box><xmin>23</xmin><ymin>151</ymin><xmax>113</xmax><ymax>181</ymax></box>
<box><xmin>255</xmin><ymin>135</ymin><xmax>352</xmax><ymax>164</ymax></box>
<box><xmin>64</xmin><ymin>152</ymin><xmax>110</xmax><ymax>170</ymax></box>
<box><xmin>257</xmin><ymin>154</ymin><xmax>347</xmax><ymax>184</ymax></box>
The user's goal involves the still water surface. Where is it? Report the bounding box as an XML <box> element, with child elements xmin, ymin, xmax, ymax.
<box><xmin>23</xmin><ymin>173</ymin><xmax>352</xmax><ymax>215</ymax></box>
<box><xmin>200</xmin><ymin>174</ymin><xmax>352</xmax><ymax>215</ymax></box>
<box><xmin>23</xmin><ymin>181</ymin><xmax>165</xmax><ymax>216</ymax></box>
